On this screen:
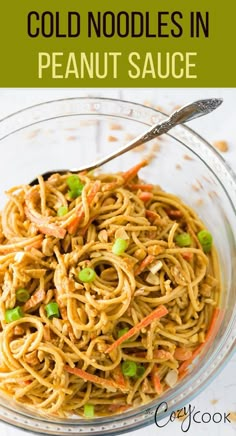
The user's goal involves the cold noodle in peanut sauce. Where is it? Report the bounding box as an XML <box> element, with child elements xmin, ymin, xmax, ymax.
<box><xmin>0</xmin><ymin>160</ymin><xmax>220</xmax><ymax>417</ymax></box>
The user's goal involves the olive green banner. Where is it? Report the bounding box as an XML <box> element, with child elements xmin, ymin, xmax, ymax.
<box><xmin>0</xmin><ymin>0</ymin><xmax>235</xmax><ymax>87</ymax></box>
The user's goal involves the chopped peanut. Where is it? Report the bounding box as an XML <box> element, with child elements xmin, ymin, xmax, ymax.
<box><xmin>198</xmin><ymin>331</ymin><xmax>205</xmax><ymax>343</ymax></box>
<box><xmin>108</xmin><ymin>135</ymin><xmax>118</xmax><ymax>142</ymax></box>
<box><xmin>200</xmin><ymin>284</ymin><xmax>212</xmax><ymax>297</ymax></box>
<box><xmin>109</xmin><ymin>123</ymin><xmax>123</xmax><ymax>130</ymax></box>
<box><xmin>189</xmin><ymin>333</ymin><xmax>198</xmax><ymax>343</ymax></box>
<box><xmin>146</xmin><ymin>272</ymin><xmax>160</xmax><ymax>285</ymax></box>
<box><xmin>24</xmin><ymin>351</ymin><xmax>39</xmax><ymax>366</ymax></box>
<box><xmin>13</xmin><ymin>326</ymin><xmax>24</xmax><ymax>336</ymax></box>
<box><xmin>124</xmin><ymin>133</ymin><xmax>135</xmax><ymax>141</ymax></box>
<box><xmin>143</xmin><ymin>100</ymin><xmax>153</xmax><ymax>107</ymax></box>
<box><xmin>228</xmin><ymin>412</ymin><xmax>236</xmax><ymax>422</ymax></box>
<box><xmin>43</xmin><ymin>325</ymin><xmax>51</xmax><ymax>341</ymax></box>
<box><xmin>206</xmin><ymin>275</ymin><xmax>218</xmax><ymax>287</ymax></box>
<box><xmin>101</xmin><ymin>267</ymin><xmax>117</xmax><ymax>281</ymax></box>
<box><xmin>211</xmin><ymin>399</ymin><xmax>218</xmax><ymax>405</ymax></box>
<box><xmin>172</xmin><ymin>105</ymin><xmax>181</xmax><ymax>111</ymax></box>
<box><xmin>147</xmin><ymin>244</ymin><xmax>164</xmax><ymax>256</ymax></box>
<box><xmin>98</xmin><ymin>230</ymin><xmax>108</xmax><ymax>243</ymax></box>
<box><xmin>164</xmin><ymin>280</ymin><xmax>172</xmax><ymax>293</ymax></box>
<box><xmin>183</xmin><ymin>154</ymin><xmax>193</xmax><ymax>161</ymax></box>
<box><xmin>102</xmin><ymin>198</ymin><xmax>116</xmax><ymax>206</ymax></box>
<box><xmin>134</xmin><ymin>248</ymin><xmax>146</xmax><ymax>260</ymax></box>
<box><xmin>176</xmin><ymin>410</ymin><xmax>188</xmax><ymax>422</ymax></box>
<box><xmin>192</xmin><ymin>184</ymin><xmax>200</xmax><ymax>192</ymax></box>
<box><xmin>115</xmin><ymin>227</ymin><xmax>129</xmax><ymax>240</ymax></box>
<box><xmin>195</xmin><ymin>199</ymin><xmax>204</xmax><ymax>206</ymax></box>
<box><xmin>42</xmin><ymin>237</ymin><xmax>55</xmax><ymax>257</ymax></box>
<box><xmin>213</xmin><ymin>140</ymin><xmax>229</xmax><ymax>152</ymax></box>
<box><xmin>151</xmin><ymin>141</ymin><xmax>161</xmax><ymax>152</ymax></box>
<box><xmin>96</xmin><ymin>341</ymin><xmax>107</xmax><ymax>353</ymax></box>
<box><xmin>132</xmin><ymin>144</ymin><xmax>146</xmax><ymax>152</ymax></box>
<box><xmin>155</xmin><ymin>105</ymin><xmax>164</xmax><ymax>112</ymax></box>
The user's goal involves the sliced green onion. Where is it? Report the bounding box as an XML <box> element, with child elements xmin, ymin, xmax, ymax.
<box><xmin>136</xmin><ymin>365</ymin><xmax>146</xmax><ymax>378</ymax></box>
<box><xmin>5</xmin><ymin>306</ymin><xmax>24</xmax><ymax>323</ymax></box>
<box><xmin>67</xmin><ymin>175</ymin><xmax>84</xmax><ymax>199</ymax></box>
<box><xmin>121</xmin><ymin>360</ymin><xmax>137</xmax><ymax>377</ymax></box>
<box><xmin>45</xmin><ymin>302</ymin><xmax>60</xmax><ymax>319</ymax></box>
<box><xmin>57</xmin><ymin>206</ymin><xmax>68</xmax><ymax>217</ymax></box>
<box><xmin>68</xmin><ymin>189</ymin><xmax>79</xmax><ymax>199</ymax></box>
<box><xmin>84</xmin><ymin>404</ymin><xmax>94</xmax><ymax>418</ymax></box>
<box><xmin>16</xmin><ymin>288</ymin><xmax>30</xmax><ymax>303</ymax></box>
<box><xmin>175</xmin><ymin>232</ymin><xmax>192</xmax><ymax>247</ymax></box>
<box><xmin>67</xmin><ymin>175</ymin><xmax>83</xmax><ymax>191</ymax></box>
<box><xmin>78</xmin><ymin>268</ymin><xmax>96</xmax><ymax>283</ymax></box>
<box><xmin>112</xmin><ymin>238</ymin><xmax>128</xmax><ymax>255</ymax></box>
<box><xmin>118</xmin><ymin>327</ymin><xmax>129</xmax><ymax>338</ymax></box>
<box><xmin>197</xmin><ymin>230</ymin><xmax>213</xmax><ymax>253</ymax></box>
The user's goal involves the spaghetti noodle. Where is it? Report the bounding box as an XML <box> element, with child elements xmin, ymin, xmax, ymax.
<box><xmin>0</xmin><ymin>160</ymin><xmax>220</xmax><ymax>417</ymax></box>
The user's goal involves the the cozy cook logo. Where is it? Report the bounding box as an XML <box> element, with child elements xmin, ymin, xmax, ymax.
<box><xmin>153</xmin><ymin>402</ymin><xmax>231</xmax><ymax>432</ymax></box>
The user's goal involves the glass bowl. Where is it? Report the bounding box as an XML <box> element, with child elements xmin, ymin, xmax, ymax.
<box><xmin>0</xmin><ymin>97</ymin><xmax>235</xmax><ymax>435</ymax></box>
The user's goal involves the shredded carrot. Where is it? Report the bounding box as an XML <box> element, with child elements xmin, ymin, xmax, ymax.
<box><xmin>67</xmin><ymin>181</ymin><xmax>101</xmax><ymax>235</ymax></box>
<box><xmin>25</xmin><ymin>207</ymin><xmax>66</xmax><ymax>239</ymax></box>
<box><xmin>153</xmin><ymin>349</ymin><xmax>174</xmax><ymax>360</ymax></box>
<box><xmin>59</xmin><ymin>306</ymin><xmax>68</xmax><ymax>321</ymax></box>
<box><xmin>127</xmin><ymin>184</ymin><xmax>153</xmax><ymax>192</ymax></box>
<box><xmin>113</xmin><ymin>365</ymin><xmax>126</xmax><ymax>388</ymax></box>
<box><xmin>86</xmin><ymin>180</ymin><xmax>101</xmax><ymax>204</ymax></box>
<box><xmin>178</xmin><ymin>369</ymin><xmax>188</xmax><ymax>381</ymax></box>
<box><xmin>102</xmin><ymin>181</ymin><xmax>121</xmax><ymax>191</ymax></box>
<box><xmin>146</xmin><ymin>210</ymin><xmax>159</xmax><ymax>223</ymax></box>
<box><xmin>20</xmin><ymin>380</ymin><xmax>32</xmax><ymax>386</ymax></box>
<box><xmin>134</xmin><ymin>254</ymin><xmax>155</xmax><ymax>275</ymax></box>
<box><xmin>181</xmin><ymin>252</ymin><xmax>193</xmax><ymax>261</ymax></box>
<box><xmin>139</xmin><ymin>192</ymin><xmax>153</xmax><ymax>202</ymax></box>
<box><xmin>122</xmin><ymin>160</ymin><xmax>148</xmax><ymax>183</ymax></box>
<box><xmin>174</xmin><ymin>348</ymin><xmax>193</xmax><ymax>361</ymax></box>
<box><xmin>38</xmin><ymin>224</ymin><xmax>66</xmax><ymax>239</ymax></box>
<box><xmin>78</xmin><ymin>216</ymin><xmax>97</xmax><ymax>237</ymax></box>
<box><xmin>23</xmin><ymin>289</ymin><xmax>45</xmax><ymax>311</ymax></box>
<box><xmin>78</xmin><ymin>170</ymin><xmax>88</xmax><ymax>177</ymax></box>
<box><xmin>166</xmin><ymin>209</ymin><xmax>183</xmax><ymax>219</ymax></box>
<box><xmin>105</xmin><ymin>305</ymin><xmax>168</xmax><ymax>354</ymax></box>
<box><xmin>67</xmin><ymin>211</ymin><xmax>83</xmax><ymax>235</ymax></box>
<box><xmin>178</xmin><ymin>344</ymin><xmax>203</xmax><ymax>375</ymax></box>
<box><xmin>24</xmin><ymin>238</ymin><xmax>43</xmax><ymax>251</ymax></box>
<box><xmin>151</xmin><ymin>365</ymin><xmax>162</xmax><ymax>394</ymax></box>
<box><xmin>64</xmin><ymin>365</ymin><xmax>128</xmax><ymax>392</ymax></box>
<box><xmin>205</xmin><ymin>307</ymin><xmax>221</xmax><ymax>342</ymax></box>
<box><xmin>179</xmin><ymin>308</ymin><xmax>220</xmax><ymax>375</ymax></box>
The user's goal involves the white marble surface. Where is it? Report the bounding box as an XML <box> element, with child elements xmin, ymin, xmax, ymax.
<box><xmin>0</xmin><ymin>88</ymin><xmax>235</xmax><ymax>436</ymax></box>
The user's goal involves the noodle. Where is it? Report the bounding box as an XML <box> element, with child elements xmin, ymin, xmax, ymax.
<box><xmin>0</xmin><ymin>161</ymin><xmax>220</xmax><ymax>417</ymax></box>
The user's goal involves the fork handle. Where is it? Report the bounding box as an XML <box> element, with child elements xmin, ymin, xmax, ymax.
<box><xmin>90</xmin><ymin>98</ymin><xmax>222</xmax><ymax>171</ymax></box>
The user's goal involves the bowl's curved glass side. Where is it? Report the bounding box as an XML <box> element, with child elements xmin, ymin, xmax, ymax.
<box><xmin>0</xmin><ymin>97</ymin><xmax>165</xmax><ymax>140</ymax></box>
<box><xmin>0</xmin><ymin>97</ymin><xmax>235</xmax><ymax>435</ymax></box>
